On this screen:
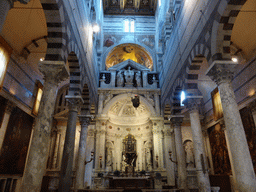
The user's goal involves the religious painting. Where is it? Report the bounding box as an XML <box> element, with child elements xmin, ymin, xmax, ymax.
<box><xmin>0</xmin><ymin>36</ymin><xmax>12</xmax><ymax>91</ymax></box>
<box><xmin>105</xmin><ymin>43</ymin><xmax>153</xmax><ymax>70</ymax></box>
<box><xmin>208</xmin><ymin>123</ymin><xmax>231</xmax><ymax>175</ymax></box>
<box><xmin>211</xmin><ymin>87</ymin><xmax>223</xmax><ymax>121</ymax></box>
<box><xmin>0</xmin><ymin>107</ymin><xmax>34</xmax><ymax>174</ymax></box>
<box><xmin>239</xmin><ymin>107</ymin><xmax>256</xmax><ymax>172</ymax></box>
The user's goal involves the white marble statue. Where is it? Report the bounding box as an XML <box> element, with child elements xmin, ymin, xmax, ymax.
<box><xmin>184</xmin><ymin>140</ymin><xmax>195</xmax><ymax>168</ymax></box>
<box><xmin>106</xmin><ymin>147</ymin><xmax>112</xmax><ymax>167</ymax></box>
<box><xmin>116</xmin><ymin>70</ymin><xmax>124</xmax><ymax>87</ymax></box>
<box><xmin>124</xmin><ymin>67</ymin><xmax>134</xmax><ymax>87</ymax></box>
<box><xmin>135</xmin><ymin>71</ymin><xmax>142</xmax><ymax>87</ymax></box>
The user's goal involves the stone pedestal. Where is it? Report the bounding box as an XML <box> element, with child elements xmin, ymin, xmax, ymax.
<box><xmin>58</xmin><ymin>96</ymin><xmax>83</xmax><ymax>192</ymax></box>
<box><xmin>21</xmin><ymin>61</ymin><xmax>69</xmax><ymax>192</ymax></box>
<box><xmin>0</xmin><ymin>101</ymin><xmax>15</xmax><ymax>149</ymax></box>
<box><xmin>75</xmin><ymin>115</ymin><xmax>92</xmax><ymax>189</ymax></box>
<box><xmin>206</xmin><ymin>60</ymin><xmax>256</xmax><ymax>191</ymax></box>
<box><xmin>170</xmin><ymin>115</ymin><xmax>188</xmax><ymax>191</ymax></box>
<box><xmin>184</xmin><ymin>97</ymin><xmax>211</xmax><ymax>192</ymax></box>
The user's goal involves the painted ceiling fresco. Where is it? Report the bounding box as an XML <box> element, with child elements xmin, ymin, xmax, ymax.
<box><xmin>105</xmin><ymin>44</ymin><xmax>153</xmax><ymax>70</ymax></box>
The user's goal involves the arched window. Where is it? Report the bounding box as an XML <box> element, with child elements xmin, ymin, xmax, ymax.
<box><xmin>180</xmin><ymin>91</ymin><xmax>185</xmax><ymax>106</ymax></box>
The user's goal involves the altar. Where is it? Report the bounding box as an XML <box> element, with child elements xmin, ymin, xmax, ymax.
<box><xmin>109</xmin><ymin>177</ymin><xmax>153</xmax><ymax>189</ymax></box>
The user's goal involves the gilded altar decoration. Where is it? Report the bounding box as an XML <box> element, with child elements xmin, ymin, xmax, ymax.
<box><xmin>106</xmin><ymin>44</ymin><xmax>153</xmax><ymax>70</ymax></box>
<box><xmin>122</xmin><ymin>134</ymin><xmax>137</xmax><ymax>168</ymax></box>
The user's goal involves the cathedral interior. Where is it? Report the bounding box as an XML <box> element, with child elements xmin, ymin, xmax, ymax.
<box><xmin>0</xmin><ymin>0</ymin><xmax>256</xmax><ymax>191</ymax></box>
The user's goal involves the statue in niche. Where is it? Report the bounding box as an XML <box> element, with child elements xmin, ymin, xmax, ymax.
<box><xmin>124</xmin><ymin>67</ymin><xmax>134</xmax><ymax>87</ymax></box>
<box><xmin>106</xmin><ymin>147</ymin><xmax>113</xmax><ymax>168</ymax></box>
<box><xmin>135</xmin><ymin>71</ymin><xmax>142</xmax><ymax>87</ymax></box>
<box><xmin>184</xmin><ymin>140</ymin><xmax>195</xmax><ymax>168</ymax></box>
<box><xmin>116</xmin><ymin>70</ymin><xmax>124</xmax><ymax>87</ymax></box>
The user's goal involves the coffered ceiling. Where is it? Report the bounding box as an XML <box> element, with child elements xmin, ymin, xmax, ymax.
<box><xmin>103</xmin><ymin>0</ymin><xmax>157</xmax><ymax>16</ymax></box>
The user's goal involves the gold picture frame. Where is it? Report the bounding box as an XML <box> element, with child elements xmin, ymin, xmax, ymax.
<box><xmin>0</xmin><ymin>36</ymin><xmax>12</xmax><ymax>91</ymax></box>
<box><xmin>211</xmin><ymin>87</ymin><xmax>223</xmax><ymax>121</ymax></box>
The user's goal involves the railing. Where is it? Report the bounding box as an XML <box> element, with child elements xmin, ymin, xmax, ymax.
<box><xmin>0</xmin><ymin>175</ymin><xmax>22</xmax><ymax>192</ymax></box>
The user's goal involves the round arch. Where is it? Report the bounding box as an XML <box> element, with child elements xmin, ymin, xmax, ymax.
<box><xmin>211</xmin><ymin>0</ymin><xmax>248</xmax><ymax>61</ymax></box>
<box><xmin>101</xmin><ymin>93</ymin><xmax>157</xmax><ymax>116</ymax></box>
<box><xmin>102</xmin><ymin>42</ymin><xmax>157</xmax><ymax>71</ymax></box>
<box><xmin>41</xmin><ymin>0</ymin><xmax>67</xmax><ymax>62</ymax></box>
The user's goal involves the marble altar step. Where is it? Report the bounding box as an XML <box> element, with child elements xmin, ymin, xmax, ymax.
<box><xmin>77</xmin><ymin>189</ymin><xmax>195</xmax><ymax>192</ymax></box>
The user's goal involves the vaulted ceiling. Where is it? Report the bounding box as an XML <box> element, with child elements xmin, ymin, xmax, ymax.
<box><xmin>103</xmin><ymin>0</ymin><xmax>157</xmax><ymax>16</ymax></box>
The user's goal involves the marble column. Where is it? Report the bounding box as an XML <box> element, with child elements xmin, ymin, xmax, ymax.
<box><xmin>75</xmin><ymin>115</ymin><xmax>92</xmax><ymax>189</ymax></box>
<box><xmin>151</xmin><ymin>118</ymin><xmax>164</xmax><ymax>170</ymax></box>
<box><xmin>136</xmin><ymin>134</ymin><xmax>143</xmax><ymax>171</ymax></box>
<box><xmin>58</xmin><ymin>96</ymin><xmax>83</xmax><ymax>192</ymax></box>
<box><xmin>206</xmin><ymin>61</ymin><xmax>256</xmax><ymax>191</ymax></box>
<box><xmin>170</xmin><ymin>115</ymin><xmax>188</xmax><ymax>191</ymax></box>
<box><xmin>0</xmin><ymin>101</ymin><xmax>15</xmax><ymax>149</ymax></box>
<box><xmin>163</xmin><ymin>126</ymin><xmax>175</xmax><ymax>186</ymax></box>
<box><xmin>95</xmin><ymin>119</ymin><xmax>107</xmax><ymax>171</ymax></box>
<box><xmin>84</xmin><ymin>128</ymin><xmax>95</xmax><ymax>187</ymax></box>
<box><xmin>21</xmin><ymin>61</ymin><xmax>69</xmax><ymax>192</ymax></box>
<box><xmin>184</xmin><ymin>97</ymin><xmax>211</xmax><ymax>192</ymax></box>
<box><xmin>115</xmin><ymin>134</ymin><xmax>122</xmax><ymax>171</ymax></box>
<box><xmin>0</xmin><ymin>0</ymin><xmax>29</xmax><ymax>32</ymax></box>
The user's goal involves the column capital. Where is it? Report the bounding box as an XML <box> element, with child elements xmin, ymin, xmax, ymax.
<box><xmin>169</xmin><ymin>115</ymin><xmax>184</xmax><ymax>126</ymax></box>
<box><xmin>183</xmin><ymin>96</ymin><xmax>203</xmax><ymax>112</ymax></box>
<box><xmin>163</xmin><ymin>127</ymin><xmax>173</xmax><ymax>136</ymax></box>
<box><xmin>39</xmin><ymin>61</ymin><xmax>69</xmax><ymax>85</ymax></box>
<box><xmin>65</xmin><ymin>95</ymin><xmax>84</xmax><ymax>112</ymax></box>
<box><xmin>205</xmin><ymin>60</ymin><xmax>238</xmax><ymax>86</ymax></box>
<box><xmin>5</xmin><ymin>100</ymin><xmax>15</xmax><ymax>114</ymax></box>
<box><xmin>79</xmin><ymin>115</ymin><xmax>93</xmax><ymax>127</ymax></box>
<box><xmin>88</xmin><ymin>129</ymin><xmax>96</xmax><ymax>137</ymax></box>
